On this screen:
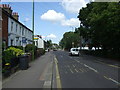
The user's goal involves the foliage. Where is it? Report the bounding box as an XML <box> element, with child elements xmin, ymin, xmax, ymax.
<box><xmin>25</xmin><ymin>44</ymin><xmax>37</xmax><ymax>53</ymax></box>
<box><xmin>59</xmin><ymin>31</ymin><xmax>80</xmax><ymax>50</ymax></box>
<box><xmin>2</xmin><ymin>47</ymin><xmax>24</xmax><ymax>63</ymax></box>
<box><xmin>45</xmin><ymin>40</ymin><xmax>52</xmax><ymax>49</ymax></box>
<box><xmin>77</xmin><ymin>2</ymin><xmax>120</xmax><ymax>58</ymax></box>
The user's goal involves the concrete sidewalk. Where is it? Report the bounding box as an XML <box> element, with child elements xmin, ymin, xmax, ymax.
<box><xmin>2</xmin><ymin>52</ymin><xmax>54</xmax><ymax>89</ymax></box>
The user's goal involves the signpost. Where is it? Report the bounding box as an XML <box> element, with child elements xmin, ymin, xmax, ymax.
<box><xmin>22</xmin><ymin>37</ymin><xmax>27</xmax><ymax>53</ymax></box>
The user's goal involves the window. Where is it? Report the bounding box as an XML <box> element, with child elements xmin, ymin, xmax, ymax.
<box><xmin>36</xmin><ymin>41</ymin><xmax>38</xmax><ymax>46</ymax></box>
<box><xmin>11</xmin><ymin>22</ymin><xmax>13</xmax><ymax>31</ymax></box>
<box><xmin>19</xmin><ymin>41</ymin><xmax>21</xmax><ymax>46</ymax></box>
<box><xmin>22</xmin><ymin>28</ymin><xmax>24</xmax><ymax>35</ymax></box>
<box><xmin>11</xmin><ymin>40</ymin><xmax>13</xmax><ymax>46</ymax></box>
<box><xmin>20</xmin><ymin>27</ymin><xmax>21</xmax><ymax>34</ymax></box>
<box><xmin>16</xmin><ymin>24</ymin><xmax>18</xmax><ymax>32</ymax></box>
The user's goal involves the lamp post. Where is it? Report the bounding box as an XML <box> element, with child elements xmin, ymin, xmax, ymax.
<box><xmin>32</xmin><ymin>0</ymin><xmax>35</xmax><ymax>60</ymax></box>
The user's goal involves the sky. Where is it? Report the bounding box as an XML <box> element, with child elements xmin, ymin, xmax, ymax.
<box><xmin>1</xmin><ymin>0</ymin><xmax>90</xmax><ymax>44</ymax></box>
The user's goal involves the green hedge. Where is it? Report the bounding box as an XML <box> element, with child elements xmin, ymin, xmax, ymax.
<box><xmin>2</xmin><ymin>47</ymin><xmax>24</xmax><ymax>68</ymax></box>
<box><xmin>25</xmin><ymin>44</ymin><xmax>37</xmax><ymax>53</ymax></box>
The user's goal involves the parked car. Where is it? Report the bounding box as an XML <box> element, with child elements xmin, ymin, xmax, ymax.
<box><xmin>69</xmin><ymin>48</ymin><xmax>80</xmax><ymax>56</ymax></box>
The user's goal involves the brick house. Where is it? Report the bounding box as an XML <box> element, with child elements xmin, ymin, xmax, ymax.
<box><xmin>0</xmin><ymin>4</ymin><xmax>33</xmax><ymax>49</ymax></box>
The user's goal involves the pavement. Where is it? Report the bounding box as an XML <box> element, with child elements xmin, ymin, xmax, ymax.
<box><xmin>2</xmin><ymin>52</ymin><xmax>55</xmax><ymax>89</ymax></box>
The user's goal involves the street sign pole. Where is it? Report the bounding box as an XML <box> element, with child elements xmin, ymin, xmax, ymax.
<box><xmin>32</xmin><ymin>0</ymin><xmax>35</xmax><ymax>60</ymax></box>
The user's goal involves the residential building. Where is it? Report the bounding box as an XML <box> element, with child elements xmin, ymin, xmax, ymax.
<box><xmin>34</xmin><ymin>35</ymin><xmax>45</xmax><ymax>49</ymax></box>
<box><xmin>0</xmin><ymin>4</ymin><xmax>33</xmax><ymax>48</ymax></box>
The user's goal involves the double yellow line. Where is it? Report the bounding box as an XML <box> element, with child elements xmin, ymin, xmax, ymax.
<box><xmin>54</xmin><ymin>56</ymin><xmax>62</xmax><ymax>89</ymax></box>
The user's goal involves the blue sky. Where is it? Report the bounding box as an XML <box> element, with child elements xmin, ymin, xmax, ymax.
<box><xmin>1</xmin><ymin>0</ymin><xmax>89</xmax><ymax>44</ymax></box>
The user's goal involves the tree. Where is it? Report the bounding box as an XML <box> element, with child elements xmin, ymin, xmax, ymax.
<box><xmin>59</xmin><ymin>31</ymin><xmax>80</xmax><ymax>50</ymax></box>
<box><xmin>78</xmin><ymin>2</ymin><xmax>120</xmax><ymax>58</ymax></box>
<box><xmin>46</xmin><ymin>40</ymin><xmax>52</xmax><ymax>49</ymax></box>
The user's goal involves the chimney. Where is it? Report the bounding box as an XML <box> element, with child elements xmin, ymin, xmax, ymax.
<box><xmin>12</xmin><ymin>12</ymin><xmax>19</xmax><ymax>21</ymax></box>
<box><xmin>0</xmin><ymin>4</ymin><xmax>13</xmax><ymax>14</ymax></box>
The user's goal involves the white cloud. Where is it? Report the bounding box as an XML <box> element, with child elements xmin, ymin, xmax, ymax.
<box><xmin>41</xmin><ymin>35</ymin><xmax>46</xmax><ymax>39</ymax></box>
<box><xmin>41</xmin><ymin>10</ymin><xmax>65</xmax><ymax>22</ymax></box>
<box><xmin>24</xmin><ymin>18</ymin><xmax>30</xmax><ymax>22</ymax></box>
<box><xmin>40</xmin><ymin>10</ymin><xmax>80</xmax><ymax>27</ymax></box>
<box><xmin>61</xmin><ymin>0</ymin><xmax>86</xmax><ymax>13</ymax></box>
<box><xmin>61</xmin><ymin>18</ymin><xmax>80</xmax><ymax>27</ymax></box>
<box><xmin>47</xmin><ymin>34</ymin><xmax>57</xmax><ymax>38</ymax></box>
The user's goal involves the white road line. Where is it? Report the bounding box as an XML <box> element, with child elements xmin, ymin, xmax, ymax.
<box><xmin>109</xmin><ymin>78</ymin><xmax>120</xmax><ymax>85</ymax></box>
<box><xmin>79</xmin><ymin>68</ymin><xmax>84</xmax><ymax>72</ymax></box>
<box><xmin>74</xmin><ymin>59</ymin><xmax>80</xmax><ymax>63</ymax></box>
<box><xmin>73</xmin><ymin>65</ymin><xmax>75</xmax><ymax>67</ymax></box>
<box><xmin>75</xmin><ymin>69</ymin><xmax>78</xmax><ymax>72</ymax></box>
<box><xmin>70</xmin><ymin>69</ymin><xmax>74</xmax><ymax>73</ymax></box>
<box><xmin>84</xmin><ymin>64</ymin><xmax>98</xmax><ymax>73</ymax></box>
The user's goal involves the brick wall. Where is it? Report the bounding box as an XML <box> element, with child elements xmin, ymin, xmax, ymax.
<box><xmin>2</xmin><ymin>10</ymin><xmax>8</xmax><ymax>47</ymax></box>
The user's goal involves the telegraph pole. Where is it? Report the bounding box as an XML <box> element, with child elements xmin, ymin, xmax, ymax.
<box><xmin>32</xmin><ymin>0</ymin><xmax>35</xmax><ymax>60</ymax></box>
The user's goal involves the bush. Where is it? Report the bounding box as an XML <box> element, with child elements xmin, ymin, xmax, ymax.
<box><xmin>2</xmin><ymin>47</ymin><xmax>24</xmax><ymax>67</ymax></box>
<box><xmin>25</xmin><ymin>44</ymin><xmax>37</xmax><ymax>53</ymax></box>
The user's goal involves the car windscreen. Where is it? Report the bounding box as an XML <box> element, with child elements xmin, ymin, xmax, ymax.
<box><xmin>71</xmin><ymin>48</ymin><xmax>79</xmax><ymax>51</ymax></box>
<box><xmin>76</xmin><ymin>49</ymin><xmax>79</xmax><ymax>51</ymax></box>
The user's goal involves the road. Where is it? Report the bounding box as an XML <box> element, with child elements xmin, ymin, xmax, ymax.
<box><xmin>2</xmin><ymin>50</ymin><xmax>120</xmax><ymax>89</ymax></box>
<box><xmin>53</xmin><ymin>50</ymin><xmax>120</xmax><ymax>88</ymax></box>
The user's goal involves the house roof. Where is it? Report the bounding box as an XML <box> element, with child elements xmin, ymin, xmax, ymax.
<box><xmin>2</xmin><ymin>7</ymin><xmax>33</xmax><ymax>33</ymax></box>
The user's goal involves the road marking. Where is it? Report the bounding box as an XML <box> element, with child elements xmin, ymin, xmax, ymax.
<box><xmin>109</xmin><ymin>78</ymin><xmax>120</xmax><ymax>85</ymax></box>
<box><xmin>75</xmin><ymin>69</ymin><xmax>78</xmax><ymax>72</ymax></box>
<box><xmin>104</xmin><ymin>76</ymin><xmax>109</xmax><ymax>80</ymax></box>
<box><xmin>103</xmin><ymin>76</ymin><xmax>120</xmax><ymax>85</ymax></box>
<box><xmin>82</xmin><ymin>68</ymin><xmax>87</xmax><ymax>72</ymax></box>
<box><xmin>54</xmin><ymin>56</ymin><xmax>62</xmax><ymax>88</ymax></box>
<box><xmin>84</xmin><ymin>64</ymin><xmax>98</xmax><ymax>73</ymax></box>
<box><xmin>43</xmin><ymin>81</ymin><xmax>51</xmax><ymax>88</ymax></box>
<box><xmin>74</xmin><ymin>59</ymin><xmax>80</xmax><ymax>63</ymax></box>
<box><xmin>108</xmin><ymin>65</ymin><xmax>120</xmax><ymax>68</ymax></box>
<box><xmin>73</xmin><ymin>65</ymin><xmax>75</xmax><ymax>67</ymax></box>
<box><xmin>95</xmin><ymin>60</ymin><xmax>120</xmax><ymax>69</ymax></box>
<box><xmin>79</xmin><ymin>68</ymin><xmax>84</xmax><ymax>72</ymax></box>
<box><xmin>69</xmin><ymin>68</ymin><xmax>74</xmax><ymax>73</ymax></box>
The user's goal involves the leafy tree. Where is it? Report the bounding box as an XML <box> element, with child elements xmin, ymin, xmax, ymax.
<box><xmin>77</xmin><ymin>2</ymin><xmax>120</xmax><ymax>58</ymax></box>
<box><xmin>59</xmin><ymin>31</ymin><xmax>80</xmax><ymax>50</ymax></box>
<box><xmin>46</xmin><ymin>40</ymin><xmax>52</xmax><ymax>49</ymax></box>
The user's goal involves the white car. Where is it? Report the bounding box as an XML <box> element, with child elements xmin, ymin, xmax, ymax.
<box><xmin>69</xmin><ymin>48</ymin><xmax>80</xmax><ymax>56</ymax></box>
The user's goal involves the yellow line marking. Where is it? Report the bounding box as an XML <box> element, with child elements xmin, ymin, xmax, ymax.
<box><xmin>54</xmin><ymin>56</ymin><xmax>62</xmax><ymax>89</ymax></box>
<box><xmin>108</xmin><ymin>65</ymin><xmax>120</xmax><ymax>68</ymax></box>
<box><xmin>95</xmin><ymin>60</ymin><xmax>120</xmax><ymax>69</ymax></box>
<box><xmin>69</xmin><ymin>68</ymin><xmax>74</xmax><ymax>73</ymax></box>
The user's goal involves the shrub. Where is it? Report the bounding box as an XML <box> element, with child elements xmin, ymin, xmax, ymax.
<box><xmin>25</xmin><ymin>44</ymin><xmax>37</xmax><ymax>53</ymax></box>
<box><xmin>2</xmin><ymin>47</ymin><xmax>24</xmax><ymax>64</ymax></box>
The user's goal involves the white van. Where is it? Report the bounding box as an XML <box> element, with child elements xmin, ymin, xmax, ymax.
<box><xmin>69</xmin><ymin>48</ymin><xmax>80</xmax><ymax>56</ymax></box>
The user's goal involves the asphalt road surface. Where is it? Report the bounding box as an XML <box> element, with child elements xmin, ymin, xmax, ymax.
<box><xmin>53</xmin><ymin>50</ymin><xmax>120</xmax><ymax>88</ymax></box>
